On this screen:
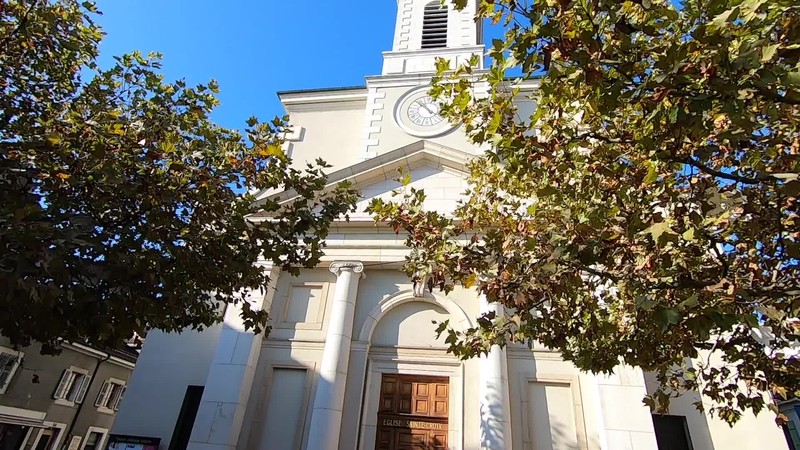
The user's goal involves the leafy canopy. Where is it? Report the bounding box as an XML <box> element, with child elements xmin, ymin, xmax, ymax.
<box><xmin>368</xmin><ymin>0</ymin><xmax>800</xmax><ymax>424</ymax></box>
<box><xmin>0</xmin><ymin>0</ymin><xmax>357</xmax><ymax>353</ymax></box>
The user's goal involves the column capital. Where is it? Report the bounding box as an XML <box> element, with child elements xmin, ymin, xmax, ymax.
<box><xmin>329</xmin><ymin>261</ymin><xmax>364</xmax><ymax>275</ymax></box>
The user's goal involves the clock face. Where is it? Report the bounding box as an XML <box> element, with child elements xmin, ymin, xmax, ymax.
<box><xmin>407</xmin><ymin>96</ymin><xmax>445</xmax><ymax>127</ymax></box>
<box><xmin>394</xmin><ymin>88</ymin><xmax>456</xmax><ymax>137</ymax></box>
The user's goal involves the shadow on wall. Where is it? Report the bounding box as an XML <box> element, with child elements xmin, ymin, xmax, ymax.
<box><xmin>479</xmin><ymin>389</ymin><xmax>505</xmax><ymax>448</ymax></box>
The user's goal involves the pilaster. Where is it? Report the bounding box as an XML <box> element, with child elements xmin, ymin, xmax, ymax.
<box><xmin>187</xmin><ymin>265</ymin><xmax>279</xmax><ymax>450</ymax></box>
<box><xmin>359</xmin><ymin>88</ymin><xmax>386</xmax><ymax>159</ymax></box>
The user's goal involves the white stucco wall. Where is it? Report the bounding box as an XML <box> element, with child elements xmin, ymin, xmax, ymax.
<box><xmin>507</xmin><ymin>349</ymin><xmax>609</xmax><ymax>450</ymax></box>
<box><xmin>285</xmin><ymin>106</ymin><xmax>366</xmax><ymax>172</ymax></box>
<box><xmin>112</xmin><ymin>325</ymin><xmax>222</xmax><ymax>448</ymax></box>
<box><xmin>594</xmin><ymin>366</ymin><xmax>659</xmax><ymax>450</ymax></box>
<box><xmin>239</xmin><ymin>339</ymin><xmax>323</xmax><ymax>450</ymax></box>
<box><xmin>644</xmin><ymin>371</ymin><xmax>787</xmax><ymax>450</ymax></box>
<box><xmin>371</xmin><ymin>302</ymin><xmax>449</xmax><ymax>347</ymax></box>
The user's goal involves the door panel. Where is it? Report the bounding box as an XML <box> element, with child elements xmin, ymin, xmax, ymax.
<box><xmin>375</xmin><ymin>375</ymin><xmax>449</xmax><ymax>450</ymax></box>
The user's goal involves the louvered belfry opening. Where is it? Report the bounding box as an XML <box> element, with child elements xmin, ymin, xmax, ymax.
<box><xmin>421</xmin><ymin>2</ymin><xmax>448</xmax><ymax>49</ymax></box>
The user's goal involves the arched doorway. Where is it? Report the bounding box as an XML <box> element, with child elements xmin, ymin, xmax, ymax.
<box><xmin>356</xmin><ymin>291</ymin><xmax>472</xmax><ymax>450</ymax></box>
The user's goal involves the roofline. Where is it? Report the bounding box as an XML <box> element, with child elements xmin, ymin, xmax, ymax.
<box><xmin>63</xmin><ymin>341</ymin><xmax>137</xmax><ymax>368</ymax></box>
<box><xmin>276</xmin><ymin>85</ymin><xmax>367</xmax><ymax>96</ymax></box>
<box><xmin>275</xmin><ymin>75</ymin><xmax>540</xmax><ymax>99</ymax></box>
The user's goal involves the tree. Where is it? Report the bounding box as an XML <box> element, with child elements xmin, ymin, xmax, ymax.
<box><xmin>0</xmin><ymin>1</ymin><xmax>357</xmax><ymax>353</ymax></box>
<box><xmin>368</xmin><ymin>0</ymin><xmax>800</xmax><ymax>424</ymax></box>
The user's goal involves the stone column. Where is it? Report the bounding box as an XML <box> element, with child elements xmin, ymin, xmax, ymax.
<box><xmin>478</xmin><ymin>294</ymin><xmax>513</xmax><ymax>449</ymax></box>
<box><xmin>188</xmin><ymin>264</ymin><xmax>278</xmax><ymax>450</ymax></box>
<box><xmin>306</xmin><ymin>261</ymin><xmax>364</xmax><ymax>450</ymax></box>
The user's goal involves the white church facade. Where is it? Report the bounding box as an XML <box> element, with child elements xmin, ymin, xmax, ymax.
<box><xmin>111</xmin><ymin>1</ymin><xmax>789</xmax><ymax>450</ymax></box>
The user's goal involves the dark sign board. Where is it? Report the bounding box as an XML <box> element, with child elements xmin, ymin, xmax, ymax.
<box><xmin>106</xmin><ymin>434</ymin><xmax>161</xmax><ymax>450</ymax></box>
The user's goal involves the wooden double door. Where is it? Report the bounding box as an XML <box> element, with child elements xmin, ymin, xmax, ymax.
<box><xmin>375</xmin><ymin>374</ymin><xmax>449</xmax><ymax>450</ymax></box>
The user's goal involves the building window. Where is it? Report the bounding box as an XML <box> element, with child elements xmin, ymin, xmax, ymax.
<box><xmin>95</xmin><ymin>379</ymin><xmax>126</xmax><ymax>413</ymax></box>
<box><xmin>80</xmin><ymin>428</ymin><xmax>108</xmax><ymax>450</ymax></box>
<box><xmin>0</xmin><ymin>423</ymin><xmax>30</xmax><ymax>450</ymax></box>
<box><xmin>652</xmin><ymin>414</ymin><xmax>694</xmax><ymax>450</ymax></box>
<box><xmin>0</xmin><ymin>347</ymin><xmax>23</xmax><ymax>394</ymax></box>
<box><xmin>53</xmin><ymin>367</ymin><xmax>91</xmax><ymax>405</ymax></box>
<box><xmin>421</xmin><ymin>1</ymin><xmax>448</xmax><ymax>49</ymax></box>
<box><xmin>32</xmin><ymin>427</ymin><xmax>59</xmax><ymax>450</ymax></box>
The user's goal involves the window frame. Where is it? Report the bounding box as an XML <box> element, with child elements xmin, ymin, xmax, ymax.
<box><xmin>53</xmin><ymin>366</ymin><xmax>91</xmax><ymax>406</ymax></box>
<box><xmin>30</xmin><ymin>422</ymin><xmax>67</xmax><ymax>450</ymax></box>
<box><xmin>80</xmin><ymin>427</ymin><xmax>109</xmax><ymax>450</ymax></box>
<box><xmin>94</xmin><ymin>378</ymin><xmax>126</xmax><ymax>414</ymax></box>
<box><xmin>0</xmin><ymin>346</ymin><xmax>23</xmax><ymax>394</ymax></box>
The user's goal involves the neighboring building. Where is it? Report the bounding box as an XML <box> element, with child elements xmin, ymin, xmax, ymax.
<box><xmin>112</xmin><ymin>1</ymin><xmax>790</xmax><ymax>450</ymax></box>
<box><xmin>781</xmin><ymin>399</ymin><xmax>800</xmax><ymax>450</ymax></box>
<box><xmin>0</xmin><ymin>338</ymin><xmax>136</xmax><ymax>450</ymax></box>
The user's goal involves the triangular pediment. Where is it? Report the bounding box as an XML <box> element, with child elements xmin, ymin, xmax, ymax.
<box><xmin>251</xmin><ymin>141</ymin><xmax>474</xmax><ymax>221</ymax></box>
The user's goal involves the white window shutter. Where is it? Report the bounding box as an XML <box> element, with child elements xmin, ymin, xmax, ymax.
<box><xmin>54</xmin><ymin>370</ymin><xmax>72</xmax><ymax>399</ymax></box>
<box><xmin>95</xmin><ymin>380</ymin><xmax>110</xmax><ymax>407</ymax></box>
<box><xmin>0</xmin><ymin>353</ymin><xmax>17</xmax><ymax>391</ymax></box>
<box><xmin>74</xmin><ymin>375</ymin><xmax>91</xmax><ymax>404</ymax></box>
<box><xmin>113</xmin><ymin>386</ymin><xmax>126</xmax><ymax>411</ymax></box>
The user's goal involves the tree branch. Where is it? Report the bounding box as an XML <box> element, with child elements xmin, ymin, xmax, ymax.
<box><xmin>672</xmin><ymin>156</ymin><xmax>770</xmax><ymax>185</ymax></box>
<box><xmin>580</xmin><ymin>265</ymin><xmax>620</xmax><ymax>283</ymax></box>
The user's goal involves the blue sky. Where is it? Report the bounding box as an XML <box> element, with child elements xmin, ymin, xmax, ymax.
<box><xmin>95</xmin><ymin>1</ymin><xmax>399</xmax><ymax>130</ymax></box>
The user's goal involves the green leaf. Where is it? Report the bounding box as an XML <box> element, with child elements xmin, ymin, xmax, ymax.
<box><xmin>463</xmin><ymin>273</ymin><xmax>478</xmax><ymax>288</ymax></box>
<box><xmin>761</xmin><ymin>44</ymin><xmax>778</xmax><ymax>62</ymax></box>
<box><xmin>785</xmin><ymin>70</ymin><xmax>800</xmax><ymax>87</ymax></box>
<box><xmin>644</xmin><ymin>161</ymin><xmax>658</xmax><ymax>185</ymax></box>
<box><xmin>541</xmin><ymin>261</ymin><xmax>557</xmax><ymax>273</ymax></box>
<box><xmin>708</xmin><ymin>7</ymin><xmax>739</xmax><ymax>31</ymax></box>
<box><xmin>401</xmin><ymin>171</ymin><xmax>412</xmax><ymax>186</ymax></box>
<box><xmin>657</xmin><ymin>308</ymin><xmax>682</xmax><ymax>330</ymax></box>
<box><xmin>680</xmin><ymin>293</ymin><xmax>699</xmax><ymax>310</ymax></box>
<box><xmin>537</xmin><ymin>185</ymin><xmax>558</xmax><ymax>196</ymax></box>
<box><xmin>643</xmin><ymin>222</ymin><xmax>674</xmax><ymax>244</ymax></box>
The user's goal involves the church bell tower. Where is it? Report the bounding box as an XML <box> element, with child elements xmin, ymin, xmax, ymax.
<box><xmin>359</xmin><ymin>0</ymin><xmax>486</xmax><ymax>159</ymax></box>
<box><xmin>382</xmin><ymin>0</ymin><xmax>484</xmax><ymax>75</ymax></box>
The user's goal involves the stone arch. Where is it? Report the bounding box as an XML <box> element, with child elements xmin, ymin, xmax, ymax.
<box><xmin>358</xmin><ymin>289</ymin><xmax>472</xmax><ymax>344</ymax></box>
